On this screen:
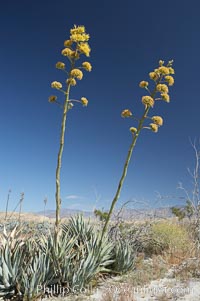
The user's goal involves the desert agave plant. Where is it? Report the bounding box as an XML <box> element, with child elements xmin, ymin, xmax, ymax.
<box><xmin>111</xmin><ymin>240</ymin><xmax>135</xmax><ymax>273</ymax></box>
<box><xmin>0</xmin><ymin>227</ymin><xmax>54</xmax><ymax>301</ymax></box>
<box><xmin>61</xmin><ymin>215</ymin><xmax>114</xmax><ymax>289</ymax></box>
<box><xmin>0</xmin><ymin>227</ymin><xmax>24</xmax><ymax>299</ymax></box>
<box><xmin>62</xmin><ymin>214</ymin><xmax>93</xmax><ymax>241</ymax></box>
<box><xmin>0</xmin><ymin>217</ymin><xmax>136</xmax><ymax>300</ymax></box>
<box><xmin>62</xmin><ymin>215</ymin><xmax>114</xmax><ymax>270</ymax></box>
<box><xmin>21</xmin><ymin>251</ymin><xmax>53</xmax><ymax>301</ymax></box>
<box><xmin>66</xmin><ymin>230</ymin><xmax>113</xmax><ymax>289</ymax></box>
<box><xmin>38</xmin><ymin>227</ymin><xmax>78</xmax><ymax>286</ymax></box>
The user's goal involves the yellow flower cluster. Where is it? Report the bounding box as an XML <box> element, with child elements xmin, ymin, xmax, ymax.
<box><xmin>152</xmin><ymin>116</ymin><xmax>163</xmax><ymax>126</ymax></box>
<box><xmin>121</xmin><ymin>109</ymin><xmax>132</xmax><ymax>118</ymax></box>
<box><xmin>149</xmin><ymin>61</ymin><xmax>174</xmax><ymax>86</ymax></box>
<box><xmin>70</xmin><ymin>33</ymin><xmax>90</xmax><ymax>42</ymax></box>
<box><xmin>62</xmin><ymin>26</ymin><xmax>91</xmax><ymax>58</ymax></box>
<box><xmin>64</xmin><ymin>40</ymin><xmax>73</xmax><ymax>47</ymax></box>
<box><xmin>158</xmin><ymin>66</ymin><xmax>170</xmax><ymax>75</ymax></box>
<box><xmin>81</xmin><ymin>97</ymin><xmax>88</xmax><ymax>106</ymax></box>
<box><xmin>78</xmin><ymin>43</ymin><xmax>91</xmax><ymax>57</ymax></box>
<box><xmin>62</xmin><ymin>48</ymin><xmax>74</xmax><ymax>57</ymax></box>
<box><xmin>121</xmin><ymin>60</ymin><xmax>174</xmax><ymax>135</ymax></box>
<box><xmin>147</xmin><ymin>60</ymin><xmax>174</xmax><ymax>104</ymax></box>
<box><xmin>139</xmin><ymin>81</ymin><xmax>149</xmax><ymax>88</ymax></box>
<box><xmin>70</xmin><ymin>25</ymin><xmax>86</xmax><ymax>35</ymax></box>
<box><xmin>168</xmin><ymin>67</ymin><xmax>175</xmax><ymax>74</ymax></box>
<box><xmin>149</xmin><ymin>72</ymin><xmax>159</xmax><ymax>81</ymax></box>
<box><xmin>142</xmin><ymin>96</ymin><xmax>154</xmax><ymax>108</ymax></box>
<box><xmin>56</xmin><ymin>62</ymin><xmax>65</xmax><ymax>70</ymax></box>
<box><xmin>150</xmin><ymin>123</ymin><xmax>158</xmax><ymax>133</ymax></box>
<box><xmin>70</xmin><ymin>69</ymin><xmax>83</xmax><ymax>80</ymax></box>
<box><xmin>51</xmin><ymin>81</ymin><xmax>62</xmax><ymax>89</ymax></box>
<box><xmin>161</xmin><ymin>93</ymin><xmax>170</xmax><ymax>102</ymax></box>
<box><xmin>82</xmin><ymin>62</ymin><xmax>92</xmax><ymax>72</ymax></box>
<box><xmin>156</xmin><ymin>84</ymin><xmax>169</xmax><ymax>94</ymax></box>
<box><xmin>48</xmin><ymin>95</ymin><xmax>57</xmax><ymax>103</ymax></box>
<box><xmin>165</xmin><ymin>75</ymin><xmax>174</xmax><ymax>86</ymax></box>
<box><xmin>66</xmin><ymin>78</ymin><xmax>77</xmax><ymax>86</ymax></box>
<box><xmin>50</xmin><ymin>25</ymin><xmax>91</xmax><ymax>108</ymax></box>
<box><xmin>130</xmin><ymin>127</ymin><xmax>137</xmax><ymax>134</ymax></box>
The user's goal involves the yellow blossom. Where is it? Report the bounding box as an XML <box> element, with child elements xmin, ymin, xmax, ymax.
<box><xmin>168</xmin><ymin>67</ymin><xmax>175</xmax><ymax>74</ymax></box>
<box><xmin>70</xmin><ymin>33</ymin><xmax>90</xmax><ymax>42</ymax></box>
<box><xmin>61</xmin><ymin>48</ymin><xmax>73</xmax><ymax>57</ymax></box>
<box><xmin>70</xmin><ymin>69</ymin><xmax>83</xmax><ymax>80</ymax></box>
<box><xmin>139</xmin><ymin>81</ymin><xmax>149</xmax><ymax>88</ymax></box>
<box><xmin>121</xmin><ymin>109</ymin><xmax>132</xmax><ymax>118</ymax></box>
<box><xmin>70</xmin><ymin>25</ymin><xmax>86</xmax><ymax>35</ymax></box>
<box><xmin>156</xmin><ymin>84</ymin><xmax>169</xmax><ymax>94</ymax></box>
<box><xmin>161</xmin><ymin>93</ymin><xmax>170</xmax><ymax>102</ymax></box>
<box><xmin>152</xmin><ymin>116</ymin><xmax>163</xmax><ymax>126</ymax></box>
<box><xmin>149</xmin><ymin>72</ymin><xmax>159</xmax><ymax>81</ymax></box>
<box><xmin>150</xmin><ymin>123</ymin><xmax>158</xmax><ymax>133</ymax></box>
<box><xmin>159</xmin><ymin>60</ymin><xmax>164</xmax><ymax>66</ymax></box>
<box><xmin>48</xmin><ymin>95</ymin><xmax>57</xmax><ymax>103</ymax></box>
<box><xmin>142</xmin><ymin>96</ymin><xmax>154</xmax><ymax>108</ymax></box>
<box><xmin>64</xmin><ymin>40</ymin><xmax>73</xmax><ymax>47</ymax></box>
<box><xmin>165</xmin><ymin>75</ymin><xmax>174</xmax><ymax>86</ymax></box>
<box><xmin>55</xmin><ymin>62</ymin><xmax>65</xmax><ymax>70</ymax></box>
<box><xmin>66</xmin><ymin>78</ymin><xmax>77</xmax><ymax>86</ymax></box>
<box><xmin>51</xmin><ymin>81</ymin><xmax>62</xmax><ymax>89</ymax></box>
<box><xmin>81</xmin><ymin>97</ymin><xmax>88</xmax><ymax>106</ymax></box>
<box><xmin>82</xmin><ymin>62</ymin><xmax>92</xmax><ymax>72</ymax></box>
<box><xmin>78</xmin><ymin>42</ymin><xmax>91</xmax><ymax>57</ymax></box>
<box><xmin>158</xmin><ymin>66</ymin><xmax>170</xmax><ymax>75</ymax></box>
<box><xmin>130</xmin><ymin>127</ymin><xmax>137</xmax><ymax>134</ymax></box>
<box><xmin>70</xmin><ymin>26</ymin><xmax>90</xmax><ymax>42</ymax></box>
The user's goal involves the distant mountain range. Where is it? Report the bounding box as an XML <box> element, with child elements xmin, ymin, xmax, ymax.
<box><xmin>37</xmin><ymin>208</ymin><xmax>93</xmax><ymax>219</ymax></box>
<box><xmin>37</xmin><ymin>206</ymin><xmax>174</xmax><ymax>220</ymax></box>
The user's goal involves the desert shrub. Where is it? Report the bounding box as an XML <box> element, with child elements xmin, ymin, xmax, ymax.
<box><xmin>94</xmin><ymin>209</ymin><xmax>109</xmax><ymax>222</ymax></box>
<box><xmin>173</xmin><ymin>257</ymin><xmax>200</xmax><ymax>280</ymax></box>
<box><xmin>142</xmin><ymin>221</ymin><xmax>192</xmax><ymax>261</ymax></box>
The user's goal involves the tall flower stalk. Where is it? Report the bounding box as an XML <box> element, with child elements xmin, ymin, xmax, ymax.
<box><xmin>101</xmin><ymin>60</ymin><xmax>175</xmax><ymax>240</ymax></box>
<box><xmin>49</xmin><ymin>25</ymin><xmax>92</xmax><ymax>228</ymax></box>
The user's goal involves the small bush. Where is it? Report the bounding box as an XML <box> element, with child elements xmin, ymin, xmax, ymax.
<box><xmin>143</xmin><ymin>221</ymin><xmax>192</xmax><ymax>263</ymax></box>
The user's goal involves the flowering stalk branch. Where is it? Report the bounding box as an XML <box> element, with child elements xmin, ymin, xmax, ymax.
<box><xmin>101</xmin><ymin>106</ymin><xmax>150</xmax><ymax>239</ymax></box>
<box><xmin>100</xmin><ymin>59</ymin><xmax>175</xmax><ymax>241</ymax></box>
<box><xmin>49</xmin><ymin>25</ymin><xmax>92</xmax><ymax>230</ymax></box>
<box><xmin>55</xmin><ymin>83</ymin><xmax>71</xmax><ymax>228</ymax></box>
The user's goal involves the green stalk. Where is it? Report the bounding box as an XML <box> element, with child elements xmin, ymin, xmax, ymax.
<box><xmin>101</xmin><ymin>106</ymin><xmax>150</xmax><ymax>240</ymax></box>
<box><xmin>55</xmin><ymin>83</ymin><xmax>71</xmax><ymax>229</ymax></box>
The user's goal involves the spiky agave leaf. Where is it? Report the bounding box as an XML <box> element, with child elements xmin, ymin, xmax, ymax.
<box><xmin>62</xmin><ymin>214</ymin><xmax>93</xmax><ymax>242</ymax></box>
<box><xmin>86</xmin><ymin>231</ymin><xmax>114</xmax><ymax>272</ymax></box>
<box><xmin>111</xmin><ymin>240</ymin><xmax>135</xmax><ymax>273</ymax></box>
<box><xmin>37</xmin><ymin>227</ymin><xmax>78</xmax><ymax>286</ymax></box>
<box><xmin>21</xmin><ymin>250</ymin><xmax>53</xmax><ymax>301</ymax></box>
<box><xmin>0</xmin><ymin>234</ymin><xmax>24</xmax><ymax>298</ymax></box>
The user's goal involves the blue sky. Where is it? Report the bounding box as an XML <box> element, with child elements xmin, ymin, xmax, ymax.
<box><xmin>0</xmin><ymin>0</ymin><xmax>199</xmax><ymax>213</ymax></box>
